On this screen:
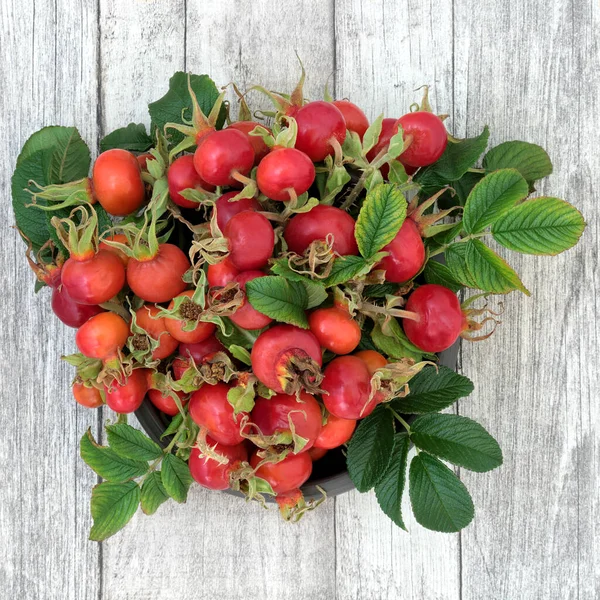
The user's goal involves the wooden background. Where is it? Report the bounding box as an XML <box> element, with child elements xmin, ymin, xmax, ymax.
<box><xmin>1</xmin><ymin>1</ymin><xmax>598</xmax><ymax>598</ymax></box>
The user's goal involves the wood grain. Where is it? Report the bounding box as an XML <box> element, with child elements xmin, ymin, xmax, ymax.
<box><xmin>0</xmin><ymin>1</ymin><xmax>101</xmax><ymax>599</ymax></box>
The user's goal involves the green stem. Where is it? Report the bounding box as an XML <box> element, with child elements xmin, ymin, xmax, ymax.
<box><xmin>390</xmin><ymin>407</ymin><xmax>412</xmax><ymax>433</ymax></box>
<box><xmin>428</xmin><ymin>231</ymin><xmax>489</xmax><ymax>258</ymax></box>
<box><xmin>340</xmin><ymin>148</ymin><xmax>389</xmax><ymax>211</ymax></box>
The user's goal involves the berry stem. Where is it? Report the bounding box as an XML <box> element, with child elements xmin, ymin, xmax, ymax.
<box><xmin>389</xmin><ymin>407</ymin><xmax>412</xmax><ymax>432</ymax></box>
<box><xmin>359</xmin><ymin>301</ymin><xmax>420</xmax><ymax>322</ymax></box>
<box><xmin>428</xmin><ymin>231</ymin><xmax>489</xmax><ymax>258</ymax></box>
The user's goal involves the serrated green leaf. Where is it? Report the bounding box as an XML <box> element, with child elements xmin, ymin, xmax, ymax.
<box><xmin>375</xmin><ymin>433</ymin><xmax>410</xmax><ymax>529</ymax></box>
<box><xmin>270</xmin><ymin>259</ymin><xmax>327</xmax><ymax>306</ymax></box>
<box><xmin>161</xmin><ymin>453</ymin><xmax>192</xmax><ymax>503</ymax></box>
<box><xmin>322</xmin><ymin>255</ymin><xmax>372</xmax><ymax>287</ymax></box>
<box><xmin>445</xmin><ymin>243</ymin><xmax>479</xmax><ymax>288</ymax></box>
<box><xmin>302</xmin><ymin>281</ymin><xmax>328</xmax><ymax>308</ymax></box>
<box><xmin>140</xmin><ymin>472</ymin><xmax>170</xmax><ymax>516</ymax></box>
<box><xmin>149</xmin><ymin>72</ymin><xmax>225</xmax><ymax>147</ymax></box>
<box><xmin>100</xmin><ymin>123</ymin><xmax>153</xmax><ymax>153</ymax></box>
<box><xmin>491</xmin><ymin>197</ymin><xmax>585</xmax><ymax>255</ymax></box>
<box><xmin>391</xmin><ymin>365</ymin><xmax>473</xmax><ymax>414</ymax></box>
<box><xmin>463</xmin><ymin>169</ymin><xmax>529</xmax><ymax>234</ymax></box>
<box><xmin>410</xmin><ymin>413</ymin><xmax>503</xmax><ymax>472</ymax></box>
<box><xmin>105</xmin><ymin>423</ymin><xmax>163</xmax><ymax>461</ymax></box>
<box><xmin>347</xmin><ymin>406</ymin><xmax>395</xmax><ymax>492</ymax></box>
<box><xmin>371</xmin><ymin>319</ymin><xmax>432</xmax><ymax>363</ymax></box>
<box><xmin>246</xmin><ymin>276</ymin><xmax>309</xmax><ymax>328</ymax></box>
<box><xmin>483</xmin><ymin>140</ymin><xmax>552</xmax><ymax>186</ymax></box>
<box><xmin>161</xmin><ymin>413</ymin><xmax>184</xmax><ymax>439</ymax></box>
<box><xmin>89</xmin><ymin>480</ymin><xmax>140</xmax><ymax>541</ymax></box>
<box><xmin>355</xmin><ymin>184</ymin><xmax>407</xmax><ymax>258</ymax></box>
<box><xmin>422</xmin><ymin>260</ymin><xmax>463</xmax><ymax>293</ymax></box>
<box><xmin>464</xmin><ymin>239</ymin><xmax>529</xmax><ymax>295</ymax></box>
<box><xmin>416</xmin><ymin>127</ymin><xmax>489</xmax><ymax>196</ymax></box>
<box><xmin>216</xmin><ymin>318</ymin><xmax>266</xmax><ymax>350</ymax></box>
<box><xmin>80</xmin><ymin>429</ymin><xmax>148</xmax><ymax>482</ymax></box>
<box><xmin>409</xmin><ymin>452</ymin><xmax>474</xmax><ymax>532</ymax></box>
<box><xmin>363</xmin><ymin>283</ymin><xmax>400</xmax><ymax>298</ymax></box>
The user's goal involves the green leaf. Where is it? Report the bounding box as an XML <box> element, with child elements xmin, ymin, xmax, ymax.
<box><xmin>100</xmin><ymin>123</ymin><xmax>153</xmax><ymax>153</ymax></box>
<box><xmin>322</xmin><ymin>255</ymin><xmax>373</xmax><ymax>287</ymax></box>
<box><xmin>302</xmin><ymin>280</ymin><xmax>328</xmax><ymax>309</ymax></box>
<box><xmin>371</xmin><ymin>318</ymin><xmax>433</xmax><ymax>363</ymax></box>
<box><xmin>216</xmin><ymin>318</ymin><xmax>266</xmax><ymax>350</ymax></box>
<box><xmin>483</xmin><ymin>141</ymin><xmax>552</xmax><ymax>186</ymax></box>
<box><xmin>161</xmin><ymin>453</ymin><xmax>192</xmax><ymax>503</ymax></box>
<box><xmin>80</xmin><ymin>429</ymin><xmax>148</xmax><ymax>482</ymax></box>
<box><xmin>416</xmin><ymin>127</ymin><xmax>490</xmax><ymax>196</ymax></box>
<box><xmin>410</xmin><ymin>413</ymin><xmax>503</xmax><ymax>472</ymax></box>
<box><xmin>347</xmin><ymin>406</ymin><xmax>395</xmax><ymax>492</ymax></box>
<box><xmin>162</xmin><ymin>413</ymin><xmax>184</xmax><ymax>439</ymax></box>
<box><xmin>409</xmin><ymin>452</ymin><xmax>474</xmax><ymax>532</ymax></box>
<box><xmin>463</xmin><ymin>169</ymin><xmax>529</xmax><ymax>234</ymax></box>
<box><xmin>148</xmin><ymin>72</ymin><xmax>225</xmax><ymax>146</ymax></box>
<box><xmin>140</xmin><ymin>472</ymin><xmax>170</xmax><ymax>515</ymax></box>
<box><xmin>491</xmin><ymin>197</ymin><xmax>585</xmax><ymax>255</ymax></box>
<box><xmin>105</xmin><ymin>423</ymin><xmax>163</xmax><ymax>462</ymax></box>
<box><xmin>362</xmin><ymin>114</ymin><xmax>384</xmax><ymax>155</ymax></box>
<box><xmin>391</xmin><ymin>365</ymin><xmax>473</xmax><ymax>414</ymax></box>
<box><xmin>363</xmin><ymin>283</ymin><xmax>399</xmax><ymax>298</ymax></box>
<box><xmin>374</xmin><ymin>433</ymin><xmax>410</xmax><ymax>529</ymax></box>
<box><xmin>246</xmin><ymin>276</ymin><xmax>309</xmax><ymax>328</ymax></box>
<box><xmin>270</xmin><ymin>259</ymin><xmax>327</xmax><ymax>306</ymax></box>
<box><xmin>89</xmin><ymin>480</ymin><xmax>140</xmax><ymax>541</ymax></box>
<box><xmin>464</xmin><ymin>239</ymin><xmax>530</xmax><ymax>294</ymax></box>
<box><xmin>355</xmin><ymin>184</ymin><xmax>407</xmax><ymax>258</ymax></box>
<box><xmin>229</xmin><ymin>344</ymin><xmax>252</xmax><ymax>365</ymax></box>
<box><xmin>445</xmin><ymin>243</ymin><xmax>479</xmax><ymax>289</ymax></box>
<box><xmin>422</xmin><ymin>260</ymin><xmax>463</xmax><ymax>293</ymax></box>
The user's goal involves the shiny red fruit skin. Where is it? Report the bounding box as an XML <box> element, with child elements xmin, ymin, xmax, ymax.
<box><xmin>51</xmin><ymin>285</ymin><xmax>104</xmax><ymax>328</ymax></box>
<box><xmin>250</xmin><ymin>451</ymin><xmax>312</xmax><ymax>494</ymax></box>
<box><xmin>104</xmin><ymin>369</ymin><xmax>148</xmax><ymax>414</ymax></box>
<box><xmin>403</xmin><ymin>284</ymin><xmax>463</xmax><ymax>352</ymax></box>
<box><xmin>251</xmin><ymin>325</ymin><xmax>323</xmax><ymax>393</ymax></box>
<box><xmin>333</xmin><ymin>100</ymin><xmax>370</xmax><ymax>140</ymax></box>
<box><xmin>354</xmin><ymin>350</ymin><xmax>387</xmax><ymax>375</ymax></box>
<box><xmin>72</xmin><ymin>383</ymin><xmax>103</xmax><ymax>408</ymax></box>
<box><xmin>164</xmin><ymin>290</ymin><xmax>216</xmax><ymax>344</ymax></box>
<box><xmin>76</xmin><ymin>312</ymin><xmax>129</xmax><ymax>360</ymax></box>
<box><xmin>168</xmin><ymin>154</ymin><xmax>215</xmax><ymax>209</ymax></box>
<box><xmin>135</xmin><ymin>305</ymin><xmax>179</xmax><ymax>360</ymax></box>
<box><xmin>293</xmin><ymin>101</ymin><xmax>346</xmax><ymax>162</ymax></box>
<box><xmin>127</xmin><ymin>243</ymin><xmax>189</xmax><ymax>303</ymax></box>
<box><xmin>284</xmin><ymin>205</ymin><xmax>359</xmax><ymax>256</ymax></box>
<box><xmin>214</xmin><ymin>191</ymin><xmax>261</xmax><ymax>231</ymax></box>
<box><xmin>193</xmin><ymin>129</ymin><xmax>255</xmax><ymax>187</ymax></box>
<box><xmin>224</xmin><ymin>211</ymin><xmax>275</xmax><ymax>271</ymax></box>
<box><xmin>396</xmin><ymin>112</ymin><xmax>448</xmax><ymax>167</ymax></box>
<box><xmin>308</xmin><ymin>307</ymin><xmax>361</xmax><ymax>355</ymax></box>
<box><xmin>92</xmin><ymin>149</ymin><xmax>146</xmax><ymax>216</ymax></box>
<box><xmin>377</xmin><ymin>218</ymin><xmax>426</xmax><ymax>283</ymax></box>
<box><xmin>321</xmin><ymin>356</ymin><xmax>378</xmax><ymax>420</ymax></box>
<box><xmin>147</xmin><ymin>388</ymin><xmax>187</xmax><ymax>417</ymax></box>
<box><xmin>188</xmin><ymin>382</ymin><xmax>247</xmax><ymax>445</ymax></box>
<box><xmin>314</xmin><ymin>414</ymin><xmax>356</xmax><ymax>449</ymax></box>
<box><xmin>61</xmin><ymin>250</ymin><xmax>125</xmax><ymax>305</ymax></box>
<box><xmin>308</xmin><ymin>447</ymin><xmax>328</xmax><ymax>461</ymax></box>
<box><xmin>227</xmin><ymin>121</ymin><xmax>271</xmax><ymax>164</ymax></box>
<box><xmin>207</xmin><ymin>257</ymin><xmax>240</xmax><ymax>288</ymax></box>
<box><xmin>189</xmin><ymin>439</ymin><xmax>248</xmax><ymax>490</ymax></box>
<box><xmin>251</xmin><ymin>392</ymin><xmax>322</xmax><ymax>452</ymax></box>
<box><xmin>178</xmin><ymin>335</ymin><xmax>225</xmax><ymax>364</ymax></box>
<box><xmin>256</xmin><ymin>147</ymin><xmax>315</xmax><ymax>201</ymax></box>
<box><xmin>229</xmin><ymin>271</ymin><xmax>273</xmax><ymax>330</ymax></box>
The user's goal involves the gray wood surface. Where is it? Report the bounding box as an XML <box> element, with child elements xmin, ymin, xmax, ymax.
<box><xmin>1</xmin><ymin>1</ymin><xmax>597</xmax><ymax>599</ymax></box>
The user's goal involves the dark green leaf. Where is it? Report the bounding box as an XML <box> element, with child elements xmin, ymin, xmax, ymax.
<box><xmin>80</xmin><ymin>429</ymin><xmax>148</xmax><ymax>482</ymax></box>
<box><xmin>483</xmin><ymin>140</ymin><xmax>553</xmax><ymax>186</ymax></box>
<box><xmin>491</xmin><ymin>197</ymin><xmax>586</xmax><ymax>255</ymax></box>
<box><xmin>161</xmin><ymin>453</ymin><xmax>192</xmax><ymax>503</ymax></box>
<box><xmin>422</xmin><ymin>260</ymin><xmax>463</xmax><ymax>293</ymax></box>
<box><xmin>106</xmin><ymin>423</ymin><xmax>163</xmax><ymax>461</ymax></box>
<box><xmin>409</xmin><ymin>452</ymin><xmax>474</xmax><ymax>532</ymax></box>
<box><xmin>161</xmin><ymin>413</ymin><xmax>184</xmax><ymax>439</ymax></box>
<box><xmin>269</xmin><ymin>259</ymin><xmax>327</xmax><ymax>307</ymax></box>
<box><xmin>347</xmin><ymin>406</ymin><xmax>395</xmax><ymax>492</ymax></box>
<box><xmin>148</xmin><ymin>72</ymin><xmax>225</xmax><ymax>146</ymax></box>
<box><xmin>246</xmin><ymin>276</ymin><xmax>309</xmax><ymax>328</ymax></box>
<box><xmin>355</xmin><ymin>184</ymin><xmax>407</xmax><ymax>258</ymax></box>
<box><xmin>463</xmin><ymin>169</ymin><xmax>529</xmax><ymax>233</ymax></box>
<box><xmin>375</xmin><ymin>433</ymin><xmax>410</xmax><ymax>529</ymax></box>
<box><xmin>89</xmin><ymin>480</ymin><xmax>140</xmax><ymax>541</ymax></box>
<box><xmin>216</xmin><ymin>318</ymin><xmax>266</xmax><ymax>350</ymax></box>
<box><xmin>391</xmin><ymin>365</ymin><xmax>473</xmax><ymax>414</ymax></box>
<box><xmin>100</xmin><ymin>123</ymin><xmax>153</xmax><ymax>153</ymax></box>
<box><xmin>445</xmin><ymin>243</ymin><xmax>479</xmax><ymax>288</ymax></box>
<box><xmin>410</xmin><ymin>413</ymin><xmax>503</xmax><ymax>472</ymax></box>
<box><xmin>363</xmin><ymin>283</ymin><xmax>400</xmax><ymax>298</ymax></box>
<box><xmin>448</xmin><ymin>171</ymin><xmax>484</xmax><ymax>207</ymax></box>
<box><xmin>371</xmin><ymin>319</ymin><xmax>433</xmax><ymax>363</ymax></box>
<box><xmin>140</xmin><ymin>472</ymin><xmax>170</xmax><ymax>515</ymax></box>
<box><xmin>322</xmin><ymin>255</ymin><xmax>372</xmax><ymax>287</ymax></box>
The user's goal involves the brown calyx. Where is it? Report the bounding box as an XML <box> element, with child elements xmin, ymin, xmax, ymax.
<box><xmin>179</xmin><ymin>299</ymin><xmax>203</xmax><ymax>321</ymax></box>
<box><xmin>276</xmin><ymin>350</ymin><xmax>324</xmax><ymax>396</ymax></box>
<box><xmin>130</xmin><ymin>333</ymin><xmax>149</xmax><ymax>351</ymax></box>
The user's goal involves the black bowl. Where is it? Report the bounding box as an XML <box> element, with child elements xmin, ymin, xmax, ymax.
<box><xmin>135</xmin><ymin>342</ymin><xmax>459</xmax><ymax>500</ymax></box>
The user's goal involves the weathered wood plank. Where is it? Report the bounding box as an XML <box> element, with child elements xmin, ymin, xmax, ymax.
<box><xmin>453</xmin><ymin>1</ymin><xmax>600</xmax><ymax>598</ymax></box>
<box><xmin>100</xmin><ymin>2</ymin><xmax>337</xmax><ymax>599</ymax></box>
<box><xmin>334</xmin><ymin>2</ymin><xmax>461</xmax><ymax>598</ymax></box>
<box><xmin>0</xmin><ymin>1</ymin><xmax>101</xmax><ymax>599</ymax></box>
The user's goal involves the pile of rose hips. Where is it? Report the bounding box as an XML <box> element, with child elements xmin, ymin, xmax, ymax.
<box><xmin>27</xmin><ymin>74</ymin><xmax>472</xmax><ymax>517</ymax></box>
